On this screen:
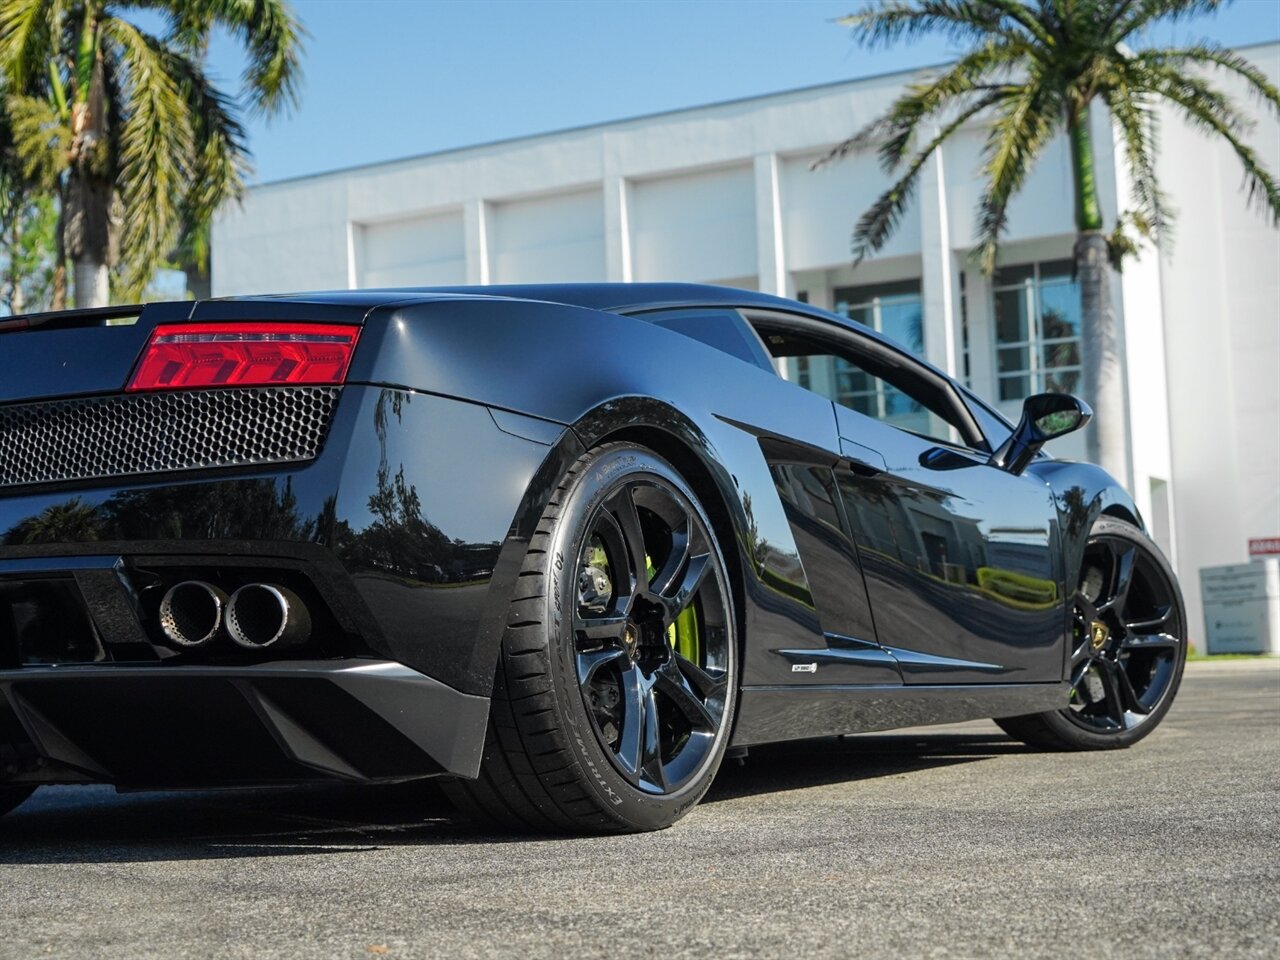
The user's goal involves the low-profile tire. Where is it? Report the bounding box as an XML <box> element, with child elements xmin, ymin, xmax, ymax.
<box><xmin>997</xmin><ymin>516</ymin><xmax>1187</xmax><ymax>750</ymax></box>
<box><xmin>445</xmin><ymin>442</ymin><xmax>739</xmax><ymax>834</ymax></box>
<box><xmin>0</xmin><ymin>786</ymin><xmax>35</xmax><ymax>820</ymax></box>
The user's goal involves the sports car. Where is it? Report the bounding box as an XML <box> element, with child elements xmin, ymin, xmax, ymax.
<box><xmin>0</xmin><ymin>284</ymin><xmax>1187</xmax><ymax>832</ymax></box>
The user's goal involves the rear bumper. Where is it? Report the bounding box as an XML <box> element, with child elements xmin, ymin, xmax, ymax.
<box><xmin>0</xmin><ymin>659</ymin><xmax>490</xmax><ymax>788</ymax></box>
<box><xmin>0</xmin><ymin>383</ymin><xmax>570</xmax><ymax>697</ymax></box>
<box><xmin>0</xmin><ymin>383</ymin><xmax>573</xmax><ymax>791</ymax></box>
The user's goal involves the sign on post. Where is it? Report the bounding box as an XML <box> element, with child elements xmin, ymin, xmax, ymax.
<box><xmin>1249</xmin><ymin>538</ymin><xmax>1280</xmax><ymax>558</ymax></box>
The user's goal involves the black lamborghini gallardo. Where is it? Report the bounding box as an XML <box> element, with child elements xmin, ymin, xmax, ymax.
<box><xmin>0</xmin><ymin>284</ymin><xmax>1187</xmax><ymax>832</ymax></box>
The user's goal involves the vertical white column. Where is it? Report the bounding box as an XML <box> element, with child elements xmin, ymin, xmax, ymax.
<box><xmin>345</xmin><ymin>221</ymin><xmax>359</xmax><ymax>290</ymax></box>
<box><xmin>604</xmin><ymin>175</ymin><xmax>632</xmax><ymax>282</ymax></box>
<box><xmin>603</xmin><ymin>135</ymin><xmax>633</xmax><ymax>282</ymax></box>
<box><xmin>918</xmin><ymin>138</ymin><xmax>959</xmax><ymax>376</ymax></box>
<box><xmin>963</xmin><ymin>266</ymin><xmax>997</xmax><ymax>398</ymax></box>
<box><xmin>754</xmin><ymin>152</ymin><xmax>787</xmax><ymax>296</ymax></box>
<box><xmin>464</xmin><ymin>199</ymin><xmax>490</xmax><ymax>285</ymax></box>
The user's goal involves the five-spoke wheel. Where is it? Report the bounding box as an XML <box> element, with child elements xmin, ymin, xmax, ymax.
<box><xmin>574</xmin><ymin>478</ymin><xmax>732</xmax><ymax>795</ymax></box>
<box><xmin>998</xmin><ymin>516</ymin><xmax>1187</xmax><ymax>750</ymax></box>
<box><xmin>1064</xmin><ymin>529</ymin><xmax>1183</xmax><ymax>733</ymax></box>
<box><xmin>444</xmin><ymin>442</ymin><xmax>738</xmax><ymax>833</ymax></box>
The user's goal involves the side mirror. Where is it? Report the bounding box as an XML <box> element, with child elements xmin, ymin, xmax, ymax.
<box><xmin>989</xmin><ymin>393</ymin><xmax>1092</xmax><ymax>475</ymax></box>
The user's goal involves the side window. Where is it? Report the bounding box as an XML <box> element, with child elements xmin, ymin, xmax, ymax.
<box><xmin>754</xmin><ymin>322</ymin><xmax>977</xmax><ymax>448</ymax></box>
<box><xmin>637</xmin><ymin>308</ymin><xmax>775</xmax><ymax>374</ymax></box>
<box><xmin>962</xmin><ymin>388</ymin><xmax>1014</xmax><ymax>448</ymax></box>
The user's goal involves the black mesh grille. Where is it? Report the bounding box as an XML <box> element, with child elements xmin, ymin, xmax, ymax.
<box><xmin>0</xmin><ymin>386</ymin><xmax>341</xmax><ymax>488</ymax></box>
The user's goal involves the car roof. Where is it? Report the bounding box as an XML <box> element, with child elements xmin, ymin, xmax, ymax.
<box><xmin>222</xmin><ymin>281</ymin><xmax>977</xmax><ymax>395</ymax></box>
<box><xmin>229</xmin><ymin>282</ymin><xmax>807</xmax><ymax>315</ymax></box>
<box><xmin>225</xmin><ymin>281</ymin><xmax>925</xmax><ymax>352</ymax></box>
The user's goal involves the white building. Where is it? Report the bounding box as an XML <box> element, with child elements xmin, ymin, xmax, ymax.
<box><xmin>212</xmin><ymin>42</ymin><xmax>1280</xmax><ymax>644</ymax></box>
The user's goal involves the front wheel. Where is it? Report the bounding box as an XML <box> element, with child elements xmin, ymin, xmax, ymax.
<box><xmin>997</xmin><ymin>516</ymin><xmax>1187</xmax><ymax>750</ymax></box>
<box><xmin>445</xmin><ymin>442</ymin><xmax>739</xmax><ymax>833</ymax></box>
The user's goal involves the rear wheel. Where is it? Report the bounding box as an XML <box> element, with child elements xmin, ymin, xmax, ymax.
<box><xmin>0</xmin><ymin>786</ymin><xmax>35</xmax><ymax>820</ymax></box>
<box><xmin>445</xmin><ymin>442</ymin><xmax>738</xmax><ymax>833</ymax></box>
<box><xmin>998</xmin><ymin>516</ymin><xmax>1187</xmax><ymax>750</ymax></box>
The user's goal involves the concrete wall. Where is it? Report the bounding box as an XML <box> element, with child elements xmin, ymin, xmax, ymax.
<box><xmin>490</xmin><ymin>188</ymin><xmax>606</xmax><ymax>284</ymax></box>
<box><xmin>1155</xmin><ymin>42</ymin><xmax>1280</xmax><ymax>640</ymax></box>
<box><xmin>212</xmin><ymin>62</ymin><xmax>1115</xmax><ymax>299</ymax></box>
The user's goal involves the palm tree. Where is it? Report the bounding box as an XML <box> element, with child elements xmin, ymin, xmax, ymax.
<box><xmin>0</xmin><ymin>0</ymin><xmax>304</xmax><ymax>308</ymax></box>
<box><xmin>0</xmin><ymin>80</ymin><xmax>56</xmax><ymax>313</ymax></box>
<box><xmin>831</xmin><ymin>0</ymin><xmax>1280</xmax><ymax>481</ymax></box>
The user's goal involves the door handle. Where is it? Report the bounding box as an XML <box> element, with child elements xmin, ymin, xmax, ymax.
<box><xmin>839</xmin><ymin>438</ymin><xmax>887</xmax><ymax>477</ymax></box>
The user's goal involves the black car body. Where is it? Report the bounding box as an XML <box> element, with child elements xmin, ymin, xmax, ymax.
<box><xmin>0</xmin><ymin>284</ymin><xmax>1186</xmax><ymax>832</ymax></box>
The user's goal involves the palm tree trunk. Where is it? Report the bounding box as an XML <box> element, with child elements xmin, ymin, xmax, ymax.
<box><xmin>50</xmin><ymin>195</ymin><xmax>68</xmax><ymax>311</ymax></box>
<box><xmin>73</xmin><ymin>257</ymin><xmax>109</xmax><ymax>307</ymax></box>
<box><xmin>66</xmin><ymin>23</ymin><xmax>111</xmax><ymax>310</ymax></box>
<box><xmin>1070</xmin><ymin>106</ymin><xmax>1129</xmax><ymax>487</ymax></box>
<box><xmin>1076</xmin><ymin>233</ymin><xmax>1127</xmax><ymax>485</ymax></box>
<box><xmin>9</xmin><ymin>219</ymin><xmax>24</xmax><ymax>315</ymax></box>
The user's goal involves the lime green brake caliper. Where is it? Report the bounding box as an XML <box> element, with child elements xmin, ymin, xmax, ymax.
<box><xmin>649</xmin><ymin>555</ymin><xmax>701</xmax><ymax>664</ymax></box>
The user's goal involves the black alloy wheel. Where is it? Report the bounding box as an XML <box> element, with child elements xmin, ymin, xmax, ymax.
<box><xmin>574</xmin><ymin>475</ymin><xmax>733</xmax><ymax>796</ymax></box>
<box><xmin>998</xmin><ymin>516</ymin><xmax>1187</xmax><ymax>750</ymax></box>
<box><xmin>1064</xmin><ymin>527</ymin><xmax>1184</xmax><ymax>733</ymax></box>
<box><xmin>444</xmin><ymin>443</ymin><xmax>738</xmax><ymax>833</ymax></box>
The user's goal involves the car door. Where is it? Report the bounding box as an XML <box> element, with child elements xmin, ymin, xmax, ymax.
<box><xmin>747</xmin><ymin>311</ymin><xmax>1068</xmax><ymax>685</ymax></box>
<box><xmin>633</xmin><ymin>307</ymin><xmax>903</xmax><ymax>688</ymax></box>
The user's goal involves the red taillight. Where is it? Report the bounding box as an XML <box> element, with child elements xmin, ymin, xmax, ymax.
<box><xmin>127</xmin><ymin>322</ymin><xmax>361</xmax><ymax>392</ymax></box>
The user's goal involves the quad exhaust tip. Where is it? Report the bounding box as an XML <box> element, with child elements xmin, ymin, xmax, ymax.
<box><xmin>226</xmin><ymin>583</ymin><xmax>312</xmax><ymax>651</ymax></box>
<box><xmin>158</xmin><ymin>581</ymin><xmax>228</xmax><ymax>648</ymax></box>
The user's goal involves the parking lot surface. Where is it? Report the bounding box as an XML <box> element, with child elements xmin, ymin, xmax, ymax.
<box><xmin>1</xmin><ymin>659</ymin><xmax>1276</xmax><ymax>959</ymax></box>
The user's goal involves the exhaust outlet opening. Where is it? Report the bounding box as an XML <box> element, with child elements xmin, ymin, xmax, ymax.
<box><xmin>158</xmin><ymin>581</ymin><xmax>227</xmax><ymax>648</ymax></box>
<box><xmin>226</xmin><ymin>584</ymin><xmax>311</xmax><ymax>650</ymax></box>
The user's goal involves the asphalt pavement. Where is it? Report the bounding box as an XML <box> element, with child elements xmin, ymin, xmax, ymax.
<box><xmin>1</xmin><ymin>659</ymin><xmax>1276</xmax><ymax>959</ymax></box>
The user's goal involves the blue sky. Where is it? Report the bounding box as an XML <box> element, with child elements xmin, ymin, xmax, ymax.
<box><xmin>204</xmin><ymin>0</ymin><xmax>1280</xmax><ymax>185</ymax></box>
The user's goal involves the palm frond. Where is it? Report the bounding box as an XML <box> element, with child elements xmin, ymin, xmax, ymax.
<box><xmin>3</xmin><ymin>93</ymin><xmax>69</xmax><ymax>188</ymax></box>
<box><xmin>1104</xmin><ymin>81</ymin><xmax>1170</xmax><ymax>239</ymax></box>
<box><xmin>1139</xmin><ymin>45</ymin><xmax>1280</xmax><ymax>117</ymax></box>
<box><xmin>1110</xmin><ymin>0</ymin><xmax>1227</xmax><ymax>43</ymax></box>
<box><xmin>0</xmin><ymin>0</ymin><xmax>63</xmax><ymax>91</ymax></box>
<box><xmin>1132</xmin><ymin>58</ymin><xmax>1254</xmax><ymax>136</ymax></box>
<box><xmin>820</xmin><ymin>38</ymin><xmax>1025</xmax><ymax>173</ymax></box>
<box><xmin>126</xmin><ymin>0</ymin><xmax>305</xmax><ymax>115</ymax></box>
<box><xmin>101</xmin><ymin>16</ymin><xmax>195</xmax><ymax>294</ymax></box>
<box><xmin>1142</xmin><ymin>60</ymin><xmax>1280</xmax><ymax>224</ymax></box>
<box><xmin>214</xmin><ymin>0</ymin><xmax>306</xmax><ymax>115</ymax></box>
<box><xmin>975</xmin><ymin>78</ymin><xmax>1060</xmax><ymax>272</ymax></box>
<box><xmin>976</xmin><ymin>0</ymin><xmax>1057</xmax><ymax>48</ymax></box>
<box><xmin>165</xmin><ymin>51</ymin><xmax>251</xmax><ymax>238</ymax></box>
<box><xmin>853</xmin><ymin>90</ymin><xmax>1008</xmax><ymax>262</ymax></box>
<box><xmin>839</xmin><ymin>0</ymin><xmax>1021</xmax><ymax>49</ymax></box>
<box><xmin>1094</xmin><ymin>0</ymin><xmax>1140</xmax><ymax>47</ymax></box>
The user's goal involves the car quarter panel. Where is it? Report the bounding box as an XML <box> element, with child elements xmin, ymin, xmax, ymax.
<box><xmin>349</xmin><ymin>298</ymin><xmax>881</xmax><ymax>689</ymax></box>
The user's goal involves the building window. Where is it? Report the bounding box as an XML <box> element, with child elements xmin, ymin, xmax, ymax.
<box><xmin>834</xmin><ymin>279</ymin><xmax>924</xmax><ymax>353</ymax></box>
<box><xmin>795</xmin><ymin>354</ymin><xmax>811</xmax><ymax>390</ymax></box>
<box><xmin>992</xmin><ymin>259</ymin><xmax>1081</xmax><ymax>401</ymax></box>
<box><xmin>829</xmin><ymin>279</ymin><xmax>925</xmax><ymax>425</ymax></box>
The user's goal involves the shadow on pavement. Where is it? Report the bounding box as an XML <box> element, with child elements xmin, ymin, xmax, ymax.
<box><xmin>0</xmin><ymin>729</ymin><xmax>1021</xmax><ymax>863</ymax></box>
<box><xmin>704</xmin><ymin>730</ymin><xmax>1022</xmax><ymax>803</ymax></box>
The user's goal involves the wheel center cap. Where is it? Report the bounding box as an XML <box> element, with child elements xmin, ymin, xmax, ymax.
<box><xmin>1090</xmin><ymin>620</ymin><xmax>1110</xmax><ymax>652</ymax></box>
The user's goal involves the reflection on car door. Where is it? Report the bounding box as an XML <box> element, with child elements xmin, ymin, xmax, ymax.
<box><xmin>832</xmin><ymin>404</ymin><xmax>1066</xmax><ymax>684</ymax></box>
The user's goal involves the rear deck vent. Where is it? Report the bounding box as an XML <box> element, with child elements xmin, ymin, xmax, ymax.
<box><xmin>0</xmin><ymin>386</ymin><xmax>340</xmax><ymax>489</ymax></box>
